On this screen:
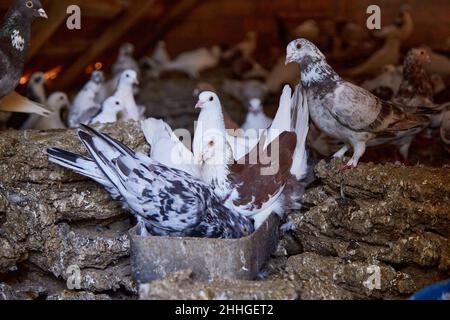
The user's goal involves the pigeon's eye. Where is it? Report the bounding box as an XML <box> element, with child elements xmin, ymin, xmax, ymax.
<box><xmin>209</xmin><ymin>97</ymin><xmax>214</xmax><ymax>102</ymax></box>
<box><xmin>208</xmin><ymin>140</ymin><xmax>215</xmax><ymax>147</ymax></box>
<box><xmin>296</xmin><ymin>43</ymin><xmax>302</xmax><ymax>49</ymax></box>
<box><xmin>115</xmin><ymin>101</ymin><xmax>120</xmax><ymax>105</ymax></box>
<box><xmin>26</xmin><ymin>1</ymin><xmax>33</xmax><ymax>8</ymax></box>
<box><xmin>126</xmin><ymin>74</ymin><xmax>130</xmax><ymax>78</ymax></box>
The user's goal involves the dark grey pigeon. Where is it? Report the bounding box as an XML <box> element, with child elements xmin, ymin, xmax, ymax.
<box><xmin>0</xmin><ymin>0</ymin><xmax>49</xmax><ymax>115</ymax></box>
<box><xmin>47</xmin><ymin>125</ymin><xmax>254</xmax><ymax>239</ymax></box>
<box><xmin>286</xmin><ymin>38</ymin><xmax>429</xmax><ymax>169</ymax></box>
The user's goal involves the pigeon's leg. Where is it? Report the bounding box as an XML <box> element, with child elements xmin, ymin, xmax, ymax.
<box><xmin>346</xmin><ymin>142</ymin><xmax>366</xmax><ymax>168</ymax></box>
<box><xmin>333</xmin><ymin>144</ymin><xmax>349</xmax><ymax>159</ymax></box>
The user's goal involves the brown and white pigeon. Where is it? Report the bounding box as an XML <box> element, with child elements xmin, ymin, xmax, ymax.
<box><xmin>193</xmin><ymin>86</ymin><xmax>310</xmax><ymax>228</ymax></box>
<box><xmin>0</xmin><ymin>0</ymin><xmax>49</xmax><ymax>116</ymax></box>
<box><xmin>286</xmin><ymin>38</ymin><xmax>429</xmax><ymax>169</ymax></box>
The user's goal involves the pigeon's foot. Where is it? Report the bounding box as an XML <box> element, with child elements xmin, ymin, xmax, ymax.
<box><xmin>332</xmin><ymin>145</ymin><xmax>349</xmax><ymax>159</ymax></box>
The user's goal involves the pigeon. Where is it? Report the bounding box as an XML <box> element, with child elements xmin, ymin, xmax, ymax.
<box><xmin>192</xmin><ymin>86</ymin><xmax>310</xmax><ymax>228</ymax></box>
<box><xmin>361</xmin><ymin>65</ymin><xmax>403</xmax><ymax>101</ymax></box>
<box><xmin>68</xmin><ymin>71</ymin><xmax>104</xmax><ymax>128</ymax></box>
<box><xmin>110</xmin><ymin>69</ymin><xmax>143</xmax><ymax>121</ymax></box>
<box><xmin>141</xmin><ymin>118</ymin><xmax>200</xmax><ymax>178</ymax></box>
<box><xmin>374</xmin><ymin>7</ymin><xmax>413</xmax><ymax>42</ymax></box>
<box><xmin>223</xmin><ymin>31</ymin><xmax>258</xmax><ymax>60</ymax></box>
<box><xmin>89</xmin><ymin>97</ymin><xmax>124</xmax><ymax>124</ymax></box>
<box><xmin>112</xmin><ymin>42</ymin><xmax>140</xmax><ymax>77</ymax></box>
<box><xmin>393</xmin><ymin>48</ymin><xmax>450</xmax><ymax>131</ymax></box>
<box><xmin>0</xmin><ymin>0</ymin><xmax>49</xmax><ymax>116</ymax></box>
<box><xmin>222</xmin><ymin>79</ymin><xmax>268</xmax><ymax>105</ymax></box>
<box><xmin>348</xmin><ymin>34</ymin><xmax>402</xmax><ymax>77</ymax></box>
<box><xmin>47</xmin><ymin>125</ymin><xmax>254</xmax><ymax>239</ymax></box>
<box><xmin>286</xmin><ymin>38</ymin><xmax>429</xmax><ymax>168</ymax></box>
<box><xmin>241</xmin><ymin>98</ymin><xmax>273</xmax><ymax>136</ymax></box>
<box><xmin>140</xmin><ymin>41</ymin><xmax>171</xmax><ymax>79</ymax></box>
<box><xmin>161</xmin><ymin>46</ymin><xmax>222</xmax><ymax>79</ymax></box>
<box><xmin>33</xmin><ymin>92</ymin><xmax>68</xmax><ymax>130</ymax></box>
<box><xmin>193</xmin><ymin>82</ymin><xmax>240</xmax><ymax>131</ymax></box>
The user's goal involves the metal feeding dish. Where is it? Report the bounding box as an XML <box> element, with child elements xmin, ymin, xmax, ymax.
<box><xmin>130</xmin><ymin>214</ymin><xmax>279</xmax><ymax>283</ymax></box>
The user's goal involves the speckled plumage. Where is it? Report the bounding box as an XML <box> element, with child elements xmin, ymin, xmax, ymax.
<box><xmin>47</xmin><ymin>125</ymin><xmax>254</xmax><ymax>239</ymax></box>
<box><xmin>286</xmin><ymin>38</ymin><xmax>429</xmax><ymax>167</ymax></box>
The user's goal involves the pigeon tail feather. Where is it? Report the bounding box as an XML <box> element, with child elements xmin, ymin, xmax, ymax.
<box><xmin>0</xmin><ymin>91</ymin><xmax>51</xmax><ymax>116</ymax></box>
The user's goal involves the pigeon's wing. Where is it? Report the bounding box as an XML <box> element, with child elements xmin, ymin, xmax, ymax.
<box><xmin>0</xmin><ymin>91</ymin><xmax>52</xmax><ymax>116</ymax></box>
<box><xmin>229</xmin><ymin>131</ymin><xmax>297</xmax><ymax>213</ymax></box>
<box><xmin>77</xmin><ymin>125</ymin><xmax>206</xmax><ymax>233</ymax></box>
<box><xmin>328</xmin><ymin>82</ymin><xmax>428</xmax><ymax>133</ymax></box>
<box><xmin>77</xmin><ymin>105</ymin><xmax>101</xmax><ymax>124</ymax></box>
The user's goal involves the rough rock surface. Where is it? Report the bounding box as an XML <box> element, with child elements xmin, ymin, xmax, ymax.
<box><xmin>0</xmin><ymin>122</ymin><xmax>147</xmax><ymax>299</ymax></box>
<box><xmin>139</xmin><ymin>269</ymin><xmax>297</xmax><ymax>300</ymax></box>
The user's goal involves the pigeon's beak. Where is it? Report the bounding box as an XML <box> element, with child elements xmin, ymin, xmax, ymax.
<box><xmin>38</xmin><ymin>9</ymin><xmax>48</xmax><ymax>19</ymax></box>
<box><xmin>134</xmin><ymin>79</ymin><xmax>140</xmax><ymax>85</ymax></box>
<box><xmin>195</xmin><ymin>101</ymin><xmax>205</xmax><ymax>109</ymax></box>
<box><xmin>285</xmin><ymin>54</ymin><xmax>294</xmax><ymax>65</ymax></box>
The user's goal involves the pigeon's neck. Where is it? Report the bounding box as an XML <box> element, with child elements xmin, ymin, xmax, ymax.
<box><xmin>115</xmin><ymin>83</ymin><xmax>134</xmax><ymax>100</ymax></box>
<box><xmin>401</xmin><ymin>61</ymin><xmax>433</xmax><ymax>98</ymax></box>
<box><xmin>300</xmin><ymin>58</ymin><xmax>340</xmax><ymax>89</ymax></box>
<box><xmin>201</xmin><ymin>149</ymin><xmax>233</xmax><ymax>200</ymax></box>
<box><xmin>197</xmin><ymin>107</ymin><xmax>226</xmax><ymax>132</ymax></box>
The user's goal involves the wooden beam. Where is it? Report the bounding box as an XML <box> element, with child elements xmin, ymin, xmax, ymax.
<box><xmin>139</xmin><ymin>0</ymin><xmax>207</xmax><ymax>56</ymax></box>
<box><xmin>27</xmin><ymin>0</ymin><xmax>72</xmax><ymax>61</ymax></box>
<box><xmin>57</xmin><ymin>0</ymin><xmax>155</xmax><ymax>89</ymax></box>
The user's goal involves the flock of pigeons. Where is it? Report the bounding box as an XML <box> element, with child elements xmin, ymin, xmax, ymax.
<box><xmin>1</xmin><ymin>1</ymin><xmax>450</xmax><ymax>241</ymax></box>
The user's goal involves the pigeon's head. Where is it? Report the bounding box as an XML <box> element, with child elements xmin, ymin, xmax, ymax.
<box><xmin>14</xmin><ymin>0</ymin><xmax>47</xmax><ymax>20</ymax></box>
<box><xmin>104</xmin><ymin>97</ymin><xmax>124</xmax><ymax>113</ymax></box>
<box><xmin>47</xmin><ymin>92</ymin><xmax>69</xmax><ymax>112</ymax></box>
<box><xmin>248</xmin><ymin>98</ymin><xmax>263</xmax><ymax>113</ymax></box>
<box><xmin>285</xmin><ymin>38</ymin><xmax>326</xmax><ymax>65</ymax></box>
<box><xmin>29</xmin><ymin>72</ymin><xmax>45</xmax><ymax>86</ymax></box>
<box><xmin>195</xmin><ymin>91</ymin><xmax>221</xmax><ymax>111</ymax></box>
<box><xmin>91</xmin><ymin>71</ymin><xmax>105</xmax><ymax>84</ymax></box>
<box><xmin>407</xmin><ymin>48</ymin><xmax>431</xmax><ymax>65</ymax></box>
<box><xmin>120</xmin><ymin>43</ymin><xmax>135</xmax><ymax>56</ymax></box>
<box><xmin>193</xmin><ymin>82</ymin><xmax>216</xmax><ymax>98</ymax></box>
<box><xmin>196</xmin><ymin>129</ymin><xmax>232</xmax><ymax>166</ymax></box>
<box><xmin>119</xmin><ymin>69</ymin><xmax>139</xmax><ymax>86</ymax></box>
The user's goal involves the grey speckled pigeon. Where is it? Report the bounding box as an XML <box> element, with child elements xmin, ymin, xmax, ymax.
<box><xmin>47</xmin><ymin>125</ymin><xmax>254</xmax><ymax>239</ymax></box>
<box><xmin>286</xmin><ymin>38</ymin><xmax>429</xmax><ymax>169</ymax></box>
<box><xmin>0</xmin><ymin>0</ymin><xmax>49</xmax><ymax>115</ymax></box>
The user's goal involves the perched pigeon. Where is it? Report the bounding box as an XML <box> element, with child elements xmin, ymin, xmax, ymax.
<box><xmin>68</xmin><ymin>71</ymin><xmax>104</xmax><ymax>128</ymax></box>
<box><xmin>0</xmin><ymin>0</ymin><xmax>49</xmax><ymax>116</ymax></box>
<box><xmin>222</xmin><ymin>79</ymin><xmax>268</xmax><ymax>105</ymax></box>
<box><xmin>89</xmin><ymin>97</ymin><xmax>124</xmax><ymax>124</ymax></box>
<box><xmin>110</xmin><ymin>69</ymin><xmax>143</xmax><ymax>121</ymax></box>
<box><xmin>241</xmin><ymin>98</ymin><xmax>273</xmax><ymax>136</ymax></box>
<box><xmin>374</xmin><ymin>7</ymin><xmax>413</xmax><ymax>42</ymax></box>
<box><xmin>394</xmin><ymin>48</ymin><xmax>450</xmax><ymax>131</ymax></box>
<box><xmin>193</xmin><ymin>87</ymin><xmax>310</xmax><ymax>228</ymax></box>
<box><xmin>286</xmin><ymin>38</ymin><xmax>429</xmax><ymax>168</ymax></box>
<box><xmin>193</xmin><ymin>82</ymin><xmax>240</xmax><ymax>131</ymax></box>
<box><xmin>33</xmin><ymin>92</ymin><xmax>68</xmax><ymax>130</ymax></box>
<box><xmin>141</xmin><ymin>118</ymin><xmax>200</xmax><ymax>178</ymax></box>
<box><xmin>47</xmin><ymin>125</ymin><xmax>254</xmax><ymax>239</ymax></box>
<box><xmin>161</xmin><ymin>46</ymin><xmax>222</xmax><ymax>78</ymax></box>
<box><xmin>361</xmin><ymin>65</ymin><xmax>403</xmax><ymax>101</ymax></box>
<box><xmin>112</xmin><ymin>42</ymin><xmax>140</xmax><ymax>77</ymax></box>
<box><xmin>223</xmin><ymin>31</ymin><xmax>257</xmax><ymax>60</ymax></box>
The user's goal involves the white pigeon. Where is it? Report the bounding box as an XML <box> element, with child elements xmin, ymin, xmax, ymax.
<box><xmin>193</xmin><ymin>86</ymin><xmax>309</xmax><ymax>228</ymax></box>
<box><xmin>111</xmin><ymin>69</ymin><xmax>143</xmax><ymax>121</ymax></box>
<box><xmin>161</xmin><ymin>46</ymin><xmax>222</xmax><ymax>78</ymax></box>
<box><xmin>242</xmin><ymin>98</ymin><xmax>273</xmax><ymax>137</ymax></box>
<box><xmin>112</xmin><ymin>42</ymin><xmax>140</xmax><ymax>76</ymax></box>
<box><xmin>141</xmin><ymin>118</ymin><xmax>200</xmax><ymax>178</ymax></box>
<box><xmin>20</xmin><ymin>72</ymin><xmax>47</xmax><ymax>129</ymax></box>
<box><xmin>68</xmin><ymin>71</ymin><xmax>104</xmax><ymax>128</ymax></box>
<box><xmin>33</xmin><ymin>92</ymin><xmax>68</xmax><ymax>130</ymax></box>
<box><xmin>90</xmin><ymin>97</ymin><xmax>124</xmax><ymax>124</ymax></box>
